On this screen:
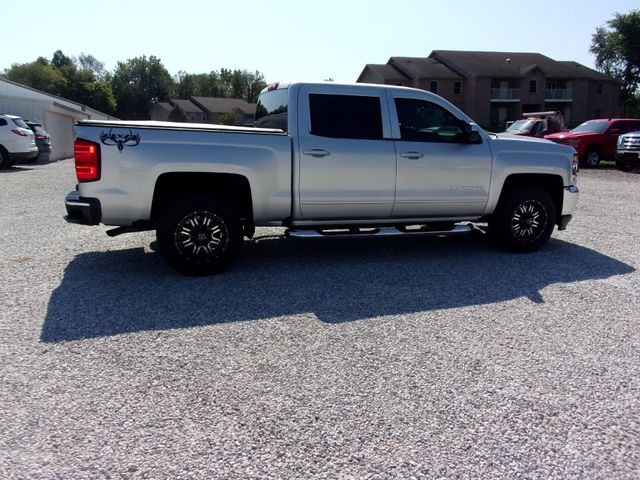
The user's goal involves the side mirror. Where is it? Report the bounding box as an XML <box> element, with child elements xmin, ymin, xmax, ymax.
<box><xmin>461</xmin><ymin>123</ymin><xmax>482</xmax><ymax>144</ymax></box>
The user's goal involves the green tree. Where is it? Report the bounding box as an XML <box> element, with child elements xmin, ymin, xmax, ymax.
<box><xmin>591</xmin><ymin>10</ymin><xmax>640</xmax><ymax>115</ymax></box>
<box><xmin>110</xmin><ymin>55</ymin><xmax>174</xmax><ymax>119</ymax></box>
<box><xmin>3</xmin><ymin>57</ymin><xmax>67</xmax><ymax>95</ymax></box>
<box><xmin>168</xmin><ymin>106</ymin><xmax>187</xmax><ymax>122</ymax></box>
<box><xmin>77</xmin><ymin>53</ymin><xmax>109</xmax><ymax>81</ymax></box>
<box><xmin>219</xmin><ymin>112</ymin><xmax>237</xmax><ymax>125</ymax></box>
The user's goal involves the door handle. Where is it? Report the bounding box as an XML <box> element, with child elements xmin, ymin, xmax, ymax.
<box><xmin>400</xmin><ymin>151</ymin><xmax>424</xmax><ymax>160</ymax></box>
<box><xmin>303</xmin><ymin>149</ymin><xmax>330</xmax><ymax>158</ymax></box>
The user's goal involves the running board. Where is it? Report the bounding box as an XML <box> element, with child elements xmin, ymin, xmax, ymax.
<box><xmin>285</xmin><ymin>223</ymin><xmax>474</xmax><ymax>239</ymax></box>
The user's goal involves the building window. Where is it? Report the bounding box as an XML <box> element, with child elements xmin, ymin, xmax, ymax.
<box><xmin>454</xmin><ymin>81</ymin><xmax>462</xmax><ymax>95</ymax></box>
<box><xmin>529</xmin><ymin>80</ymin><xmax>537</xmax><ymax>93</ymax></box>
<box><xmin>597</xmin><ymin>83</ymin><xmax>604</xmax><ymax>95</ymax></box>
<box><xmin>430</xmin><ymin>81</ymin><xmax>438</xmax><ymax>94</ymax></box>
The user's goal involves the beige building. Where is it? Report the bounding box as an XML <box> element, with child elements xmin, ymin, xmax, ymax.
<box><xmin>358</xmin><ymin>51</ymin><xmax>618</xmax><ymax>129</ymax></box>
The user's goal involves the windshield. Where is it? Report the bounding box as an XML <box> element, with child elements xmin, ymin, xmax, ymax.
<box><xmin>572</xmin><ymin>121</ymin><xmax>609</xmax><ymax>134</ymax></box>
<box><xmin>506</xmin><ymin>119</ymin><xmax>535</xmax><ymax>133</ymax></box>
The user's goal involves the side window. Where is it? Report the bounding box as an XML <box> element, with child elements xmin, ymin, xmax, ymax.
<box><xmin>609</xmin><ymin>121</ymin><xmax>624</xmax><ymax>133</ymax></box>
<box><xmin>309</xmin><ymin>93</ymin><xmax>383</xmax><ymax>140</ymax></box>
<box><xmin>395</xmin><ymin>98</ymin><xmax>466</xmax><ymax>143</ymax></box>
<box><xmin>0</xmin><ymin>119</ymin><xmax>7</xmax><ymax>126</ymax></box>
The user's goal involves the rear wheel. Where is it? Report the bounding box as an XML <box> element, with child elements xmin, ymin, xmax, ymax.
<box><xmin>583</xmin><ymin>148</ymin><xmax>600</xmax><ymax>168</ymax></box>
<box><xmin>0</xmin><ymin>147</ymin><xmax>16</xmax><ymax>168</ymax></box>
<box><xmin>157</xmin><ymin>198</ymin><xmax>243</xmax><ymax>275</ymax></box>
<box><xmin>489</xmin><ymin>187</ymin><xmax>556</xmax><ymax>253</ymax></box>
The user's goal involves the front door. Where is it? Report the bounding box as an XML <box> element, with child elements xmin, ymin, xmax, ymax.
<box><xmin>390</xmin><ymin>95</ymin><xmax>492</xmax><ymax>218</ymax></box>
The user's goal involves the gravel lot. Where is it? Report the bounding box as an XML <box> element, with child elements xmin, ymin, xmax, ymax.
<box><xmin>1</xmin><ymin>159</ymin><xmax>639</xmax><ymax>479</ymax></box>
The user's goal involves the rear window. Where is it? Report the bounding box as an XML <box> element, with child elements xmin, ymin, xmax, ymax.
<box><xmin>12</xmin><ymin>118</ymin><xmax>28</xmax><ymax>129</ymax></box>
<box><xmin>32</xmin><ymin>125</ymin><xmax>47</xmax><ymax>135</ymax></box>
<box><xmin>255</xmin><ymin>89</ymin><xmax>288</xmax><ymax>131</ymax></box>
<box><xmin>309</xmin><ymin>93</ymin><xmax>383</xmax><ymax>140</ymax></box>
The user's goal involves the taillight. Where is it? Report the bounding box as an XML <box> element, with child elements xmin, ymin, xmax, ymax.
<box><xmin>11</xmin><ymin>129</ymin><xmax>28</xmax><ymax>136</ymax></box>
<box><xmin>35</xmin><ymin>133</ymin><xmax>44</xmax><ymax>139</ymax></box>
<box><xmin>74</xmin><ymin>138</ymin><xmax>101</xmax><ymax>182</ymax></box>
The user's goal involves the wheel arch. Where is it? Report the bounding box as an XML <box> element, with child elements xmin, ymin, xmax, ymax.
<box><xmin>496</xmin><ymin>173</ymin><xmax>564</xmax><ymax>224</ymax></box>
<box><xmin>150</xmin><ymin>172</ymin><xmax>253</xmax><ymax>225</ymax></box>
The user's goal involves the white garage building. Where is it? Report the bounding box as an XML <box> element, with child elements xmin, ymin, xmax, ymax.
<box><xmin>0</xmin><ymin>78</ymin><xmax>117</xmax><ymax>161</ymax></box>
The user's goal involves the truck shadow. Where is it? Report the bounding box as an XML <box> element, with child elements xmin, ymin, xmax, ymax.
<box><xmin>42</xmin><ymin>234</ymin><xmax>634</xmax><ymax>342</ymax></box>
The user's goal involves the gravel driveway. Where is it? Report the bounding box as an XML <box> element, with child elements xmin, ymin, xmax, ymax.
<box><xmin>1</xmin><ymin>160</ymin><xmax>639</xmax><ymax>479</ymax></box>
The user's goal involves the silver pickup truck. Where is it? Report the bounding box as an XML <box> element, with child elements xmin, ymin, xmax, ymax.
<box><xmin>65</xmin><ymin>82</ymin><xmax>579</xmax><ymax>275</ymax></box>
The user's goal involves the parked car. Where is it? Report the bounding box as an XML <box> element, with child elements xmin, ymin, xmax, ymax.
<box><xmin>616</xmin><ymin>131</ymin><xmax>640</xmax><ymax>171</ymax></box>
<box><xmin>0</xmin><ymin>113</ymin><xmax>38</xmax><ymax>168</ymax></box>
<box><xmin>545</xmin><ymin>118</ymin><xmax>640</xmax><ymax>167</ymax></box>
<box><xmin>505</xmin><ymin>111</ymin><xmax>566</xmax><ymax>138</ymax></box>
<box><xmin>26</xmin><ymin>121</ymin><xmax>52</xmax><ymax>160</ymax></box>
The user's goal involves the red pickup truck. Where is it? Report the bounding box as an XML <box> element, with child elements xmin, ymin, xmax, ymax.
<box><xmin>545</xmin><ymin>118</ymin><xmax>640</xmax><ymax>167</ymax></box>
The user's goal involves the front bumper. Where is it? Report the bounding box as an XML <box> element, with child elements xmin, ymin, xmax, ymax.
<box><xmin>558</xmin><ymin>185</ymin><xmax>579</xmax><ymax>230</ymax></box>
<box><xmin>64</xmin><ymin>190</ymin><xmax>101</xmax><ymax>225</ymax></box>
<box><xmin>616</xmin><ymin>152</ymin><xmax>640</xmax><ymax>168</ymax></box>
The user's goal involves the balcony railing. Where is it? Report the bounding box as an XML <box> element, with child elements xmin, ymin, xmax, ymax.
<box><xmin>490</xmin><ymin>88</ymin><xmax>520</xmax><ymax>101</ymax></box>
<box><xmin>545</xmin><ymin>89</ymin><xmax>573</xmax><ymax>100</ymax></box>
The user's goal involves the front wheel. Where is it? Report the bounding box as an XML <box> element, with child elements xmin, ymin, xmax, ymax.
<box><xmin>489</xmin><ymin>187</ymin><xmax>556</xmax><ymax>253</ymax></box>
<box><xmin>583</xmin><ymin>148</ymin><xmax>600</xmax><ymax>168</ymax></box>
<box><xmin>157</xmin><ymin>198</ymin><xmax>243</xmax><ymax>275</ymax></box>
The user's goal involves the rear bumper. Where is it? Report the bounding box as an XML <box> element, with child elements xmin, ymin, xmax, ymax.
<box><xmin>10</xmin><ymin>149</ymin><xmax>38</xmax><ymax>161</ymax></box>
<box><xmin>64</xmin><ymin>191</ymin><xmax>101</xmax><ymax>225</ymax></box>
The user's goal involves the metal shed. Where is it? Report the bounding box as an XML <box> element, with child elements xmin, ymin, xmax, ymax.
<box><xmin>0</xmin><ymin>78</ymin><xmax>117</xmax><ymax>161</ymax></box>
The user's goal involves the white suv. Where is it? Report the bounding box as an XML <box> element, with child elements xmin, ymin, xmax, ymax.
<box><xmin>0</xmin><ymin>114</ymin><xmax>39</xmax><ymax>168</ymax></box>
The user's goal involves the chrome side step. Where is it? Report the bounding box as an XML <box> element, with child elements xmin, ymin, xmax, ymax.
<box><xmin>285</xmin><ymin>223</ymin><xmax>474</xmax><ymax>239</ymax></box>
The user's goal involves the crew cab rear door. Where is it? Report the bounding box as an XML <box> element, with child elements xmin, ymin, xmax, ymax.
<box><xmin>296</xmin><ymin>85</ymin><xmax>396</xmax><ymax>221</ymax></box>
<box><xmin>388</xmin><ymin>91</ymin><xmax>492</xmax><ymax>217</ymax></box>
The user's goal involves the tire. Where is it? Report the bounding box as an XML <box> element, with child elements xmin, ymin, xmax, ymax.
<box><xmin>0</xmin><ymin>147</ymin><xmax>16</xmax><ymax>168</ymax></box>
<box><xmin>156</xmin><ymin>198</ymin><xmax>243</xmax><ymax>275</ymax></box>
<box><xmin>583</xmin><ymin>148</ymin><xmax>600</xmax><ymax>168</ymax></box>
<box><xmin>489</xmin><ymin>187</ymin><xmax>557</xmax><ymax>253</ymax></box>
<box><xmin>616</xmin><ymin>161</ymin><xmax>633</xmax><ymax>172</ymax></box>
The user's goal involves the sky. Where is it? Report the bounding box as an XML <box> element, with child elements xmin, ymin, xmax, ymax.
<box><xmin>1</xmin><ymin>0</ymin><xmax>637</xmax><ymax>83</ymax></box>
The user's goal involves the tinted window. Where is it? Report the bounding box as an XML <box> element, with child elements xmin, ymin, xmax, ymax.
<box><xmin>12</xmin><ymin>118</ymin><xmax>28</xmax><ymax>129</ymax></box>
<box><xmin>309</xmin><ymin>94</ymin><xmax>382</xmax><ymax>140</ymax></box>
<box><xmin>395</xmin><ymin>98</ymin><xmax>466</xmax><ymax>142</ymax></box>
<box><xmin>0</xmin><ymin>119</ymin><xmax>7</xmax><ymax>126</ymax></box>
<box><xmin>255</xmin><ymin>88</ymin><xmax>288</xmax><ymax>131</ymax></box>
